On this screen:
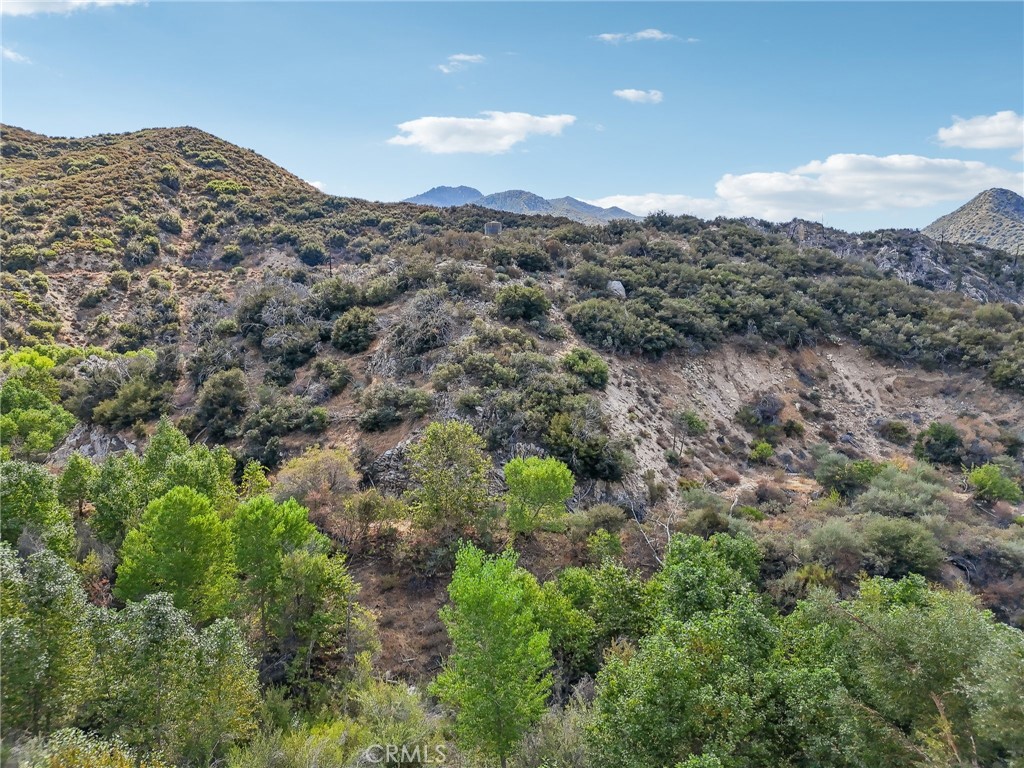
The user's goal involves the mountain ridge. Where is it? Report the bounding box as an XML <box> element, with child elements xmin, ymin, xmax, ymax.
<box><xmin>3</xmin><ymin>121</ymin><xmax>1024</xmax><ymax>689</ymax></box>
<box><xmin>403</xmin><ymin>185</ymin><xmax>641</xmax><ymax>225</ymax></box>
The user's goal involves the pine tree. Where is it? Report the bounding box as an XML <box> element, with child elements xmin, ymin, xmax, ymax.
<box><xmin>114</xmin><ymin>487</ymin><xmax>235</xmax><ymax>622</ymax></box>
<box><xmin>57</xmin><ymin>451</ymin><xmax>97</xmax><ymax>519</ymax></box>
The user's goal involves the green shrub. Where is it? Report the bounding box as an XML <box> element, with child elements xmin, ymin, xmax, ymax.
<box><xmin>156</xmin><ymin>212</ymin><xmax>183</xmax><ymax>235</ymax></box>
<box><xmin>749</xmin><ymin>441</ymin><xmax>774</xmax><ymax>463</ymax></box>
<box><xmin>220</xmin><ymin>244</ymin><xmax>243</xmax><ymax>265</ymax></box>
<box><xmin>331</xmin><ymin>307</ymin><xmax>377</xmax><ymax>353</ymax></box>
<box><xmin>565</xmin><ymin>298</ymin><xmax>676</xmax><ymax>356</ymax></box>
<box><xmin>195</xmin><ymin>369</ymin><xmax>249</xmax><ymax>440</ymax></box>
<box><xmin>674</xmin><ymin>409</ymin><xmax>708</xmax><ymax>437</ymax></box>
<box><xmin>561</xmin><ymin>348</ymin><xmax>610</xmax><ymax>389</ymax></box>
<box><xmin>567</xmin><ymin>503</ymin><xmax>628</xmax><ymax>544</ymax></box>
<box><xmin>358</xmin><ymin>384</ymin><xmax>432</xmax><ymax>431</ymax></box>
<box><xmin>310</xmin><ymin>359</ymin><xmax>352</xmax><ymax>395</ymax></box>
<box><xmin>586</xmin><ymin>529</ymin><xmax>624</xmax><ymax>562</ymax></box>
<box><xmin>968</xmin><ymin>464</ymin><xmax>1023</xmax><ymax>503</ymax></box>
<box><xmin>495</xmin><ymin>284</ymin><xmax>551</xmax><ymax>321</ymax></box>
<box><xmin>914</xmin><ymin>422</ymin><xmax>964</xmax><ymax>466</ymax></box>
<box><xmin>862</xmin><ymin>516</ymin><xmax>943</xmax><ymax>579</ymax></box>
<box><xmin>815</xmin><ymin>451</ymin><xmax>886</xmax><ymax>497</ymax></box>
<box><xmin>878</xmin><ymin>420</ymin><xmax>912</xmax><ymax>444</ymax></box>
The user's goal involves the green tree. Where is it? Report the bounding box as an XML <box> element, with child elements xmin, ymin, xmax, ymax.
<box><xmin>0</xmin><ymin>378</ymin><xmax>76</xmax><ymax>459</ymax></box>
<box><xmin>115</xmin><ymin>486</ymin><xmax>236</xmax><ymax>622</ymax></box>
<box><xmin>0</xmin><ymin>543</ymin><xmax>95</xmax><ymax>734</ymax></box>
<box><xmin>57</xmin><ymin>451</ymin><xmax>98</xmax><ymax>518</ymax></box>
<box><xmin>142</xmin><ymin>418</ymin><xmax>237</xmax><ymax>511</ymax></box>
<box><xmin>0</xmin><ymin>459</ymin><xmax>75</xmax><ymax>556</ymax></box>
<box><xmin>186</xmin><ymin>619</ymin><xmax>261</xmax><ymax>764</ymax></box>
<box><xmin>91</xmin><ymin>593</ymin><xmax>258</xmax><ymax>764</ymax></box>
<box><xmin>278</xmin><ymin>550</ymin><xmax>378</xmax><ymax>697</ymax></box>
<box><xmin>503</xmin><ymin>456</ymin><xmax>574</xmax><ymax>536</ymax></box>
<box><xmin>786</xmin><ymin>575</ymin><xmax>1016</xmax><ymax>766</ymax></box>
<box><xmin>238</xmin><ymin>459</ymin><xmax>270</xmax><ymax>499</ymax></box>
<box><xmin>862</xmin><ymin>516</ymin><xmax>943</xmax><ymax>579</ymax></box>
<box><xmin>90</xmin><ymin>451</ymin><xmax>145</xmax><ymax>545</ymax></box>
<box><xmin>232</xmin><ymin>495</ymin><xmax>324</xmax><ymax>650</ymax></box>
<box><xmin>432</xmin><ymin>544</ymin><xmax>552</xmax><ymax>768</ymax></box>
<box><xmin>406</xmin><ymin>421</ymin><xmax>493</xmax><ymax>537</ymax></box>
<box><xmin>657</xmin><ymin>533</ymin><xmax>760</xmax><ymax>623</ymax></box>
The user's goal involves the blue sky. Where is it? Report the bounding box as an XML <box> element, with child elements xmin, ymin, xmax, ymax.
<box><xmin>2</xmin><ymin>1</ymin><xmax>1022</xmax><ymax>231</ymax></box>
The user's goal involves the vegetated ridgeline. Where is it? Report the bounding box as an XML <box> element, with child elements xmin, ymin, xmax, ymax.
<box><xmin>2</xmin><ymin>123</ymin><xmax>1023</xmax><ymax>767</ymax></box>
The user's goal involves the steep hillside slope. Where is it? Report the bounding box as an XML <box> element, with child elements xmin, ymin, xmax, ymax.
<box><xmin>3</xmin><ymin>124</ymin><xmax>1024</xmax><ymax>639</ymax></box>
<box><xmin>767</xmin><ymin>217</ymin><xmax>1024</xmax><ymax>305</ymax></box>
<box><xmin>923</xmin><ymin>187</ymin><xmax>1024</xmax><ymax>253</ymax></box>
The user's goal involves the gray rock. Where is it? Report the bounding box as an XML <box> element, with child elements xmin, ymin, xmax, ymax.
<box><xmin>51</xmin><ymin>423</ymin><xmax>133</xmax><ymax>464</ymax></box>
<box><xmin>607</xmin><ymin>280</ymin><xmax>627</xmax><ymax>299</ymax></box>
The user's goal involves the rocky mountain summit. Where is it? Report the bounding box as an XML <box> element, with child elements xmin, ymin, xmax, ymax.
<box><xmin>923</xmin><ymin>187</ymin><xmax>1024</xmax><ymax>253</ymax></box>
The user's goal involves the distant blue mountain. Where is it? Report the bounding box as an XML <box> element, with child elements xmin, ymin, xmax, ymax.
<box><xmin>403</xmin><ymin>185</ymin><xmax>639</xmax><ymax>225</ymax></box>
<box><xmin>403</xmin><ymin>186</ymin><xmax>484</xmax><ymax>207</ymax></box>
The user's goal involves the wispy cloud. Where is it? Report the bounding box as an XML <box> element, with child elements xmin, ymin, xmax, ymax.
<box><xmin>437</xmin><ymin>53</ymin><xmax>485</xmax><ymax>75</ymax></box>
<box><xmin>388</xmin><ymin>111</ymin><xmax>576</xmax><ymax>155</ymax></box>
<box><xmin>937</xmin><ymin>110</ymin><xmax>1024</xmax><ymax>151</ymax></box>
<box><xmin>1</xmin><ymin>0</ymin><xmax>140</xmax><ymax>16</ymax></box>
<box><xmin>588</xmin><ymin>153</ymin><xmax>1022</xmax><ymax>221</ymax></box>
<box><xmin>595</xmin><ymin>28</ymin><xmax>675</xmax><ymax>44</ymax></box>
<box><xmin>307</xmin><ymin>180</ymin><xmax>327</xmax><ymax>192</ymax></box>
<box><xmin>2</xmin><ymin>47</ymin><xmax>31</xmax><ymax>63</ymax></box>
<box><xmin>613</xmin><ymin>89</ymin><xmax>663</xmax><ymax>104</ymax></box>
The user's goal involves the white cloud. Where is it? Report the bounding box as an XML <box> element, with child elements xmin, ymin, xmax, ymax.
<box><xmin>587</xmin><ymin>153</ymin><xmax>1023</xmax><ymax>221</ymax></box>
<box><xmin>307</xmin><ymin>180</ymin><xmax>327</xmax><ymax>192</ymax></box>
<box><xmin>388</xmin><ymin>111</ymin><xmax>576</xmax><ymax>154</ymax></box>
<box><xmin>437</xmin><ymin>53</ymin><xmax>485</xmax><ymax>74</ymax></box>
<box><xmin>2</xmin><ymin>47</ymin><xmax>31</xmax><ymax>63</ymax></box>
<box><xmin>595</xmin><ymin>28</ymin><xmax>675</xmax><ymax>44</ymax></box>
<box><xmin>936</xmin><ymin>110</ymin><xmax>1024</xmax><ymax>150</ymax></box>
<box><xmin>613</xmin><ymin>88</ymin><xmax>663</xmax><ymax>104</ymax></box>
<box><xmin>1</xmin><ymin>0</ymin><xmax>139</xmax><ymax>15</ymax></box>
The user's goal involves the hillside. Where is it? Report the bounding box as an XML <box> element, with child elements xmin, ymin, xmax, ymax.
<box><xmin>403</xmin><ymin>184</ymin><xmax>641</xmax><ymax>224</ymax></box>
<box><xmin>923</xmin><ymin>187</ymin><xmax>1024</xmax><ymax>253</ymax></box>
<box><xmin>3</xmin><ymin>124</ymin><xmax>1024</xmax><ymax>767</ymax></box>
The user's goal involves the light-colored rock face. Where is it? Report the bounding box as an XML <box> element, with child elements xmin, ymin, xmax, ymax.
<box><xmin>606</xmin><ymin>280</ymin><xmax>627</xmax><ymax>299</ymax></box>
<box><xmin>51</xmin><ymin>423</ymin><xmax>135</xmax><ymax>463</ymax></box>
<box><xmin>923</xmin><ymin>188</ymin><xmax>1024</xmax><ymax>253</ymax></box>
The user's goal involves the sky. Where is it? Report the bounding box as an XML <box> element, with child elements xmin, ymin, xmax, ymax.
<box><xmin>2</xmin><ymin>1</ymin><xmax>1022</xmax><ymax>231</ymax></box>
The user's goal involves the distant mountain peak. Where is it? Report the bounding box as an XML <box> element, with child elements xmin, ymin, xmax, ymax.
<box><xmin>403</xmin><ymin>186</ymin><xmax>639</xmax><ymax>225</ymax></box>
<box><xmin>403</xmin><ymin>186</ymin><xmax>483</xmax><ymax>207</ymax></box>
<box><xmin>923</xmin><ymin>188</ymin><xmax>1024</xmax><ymax>253</ymax></box>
